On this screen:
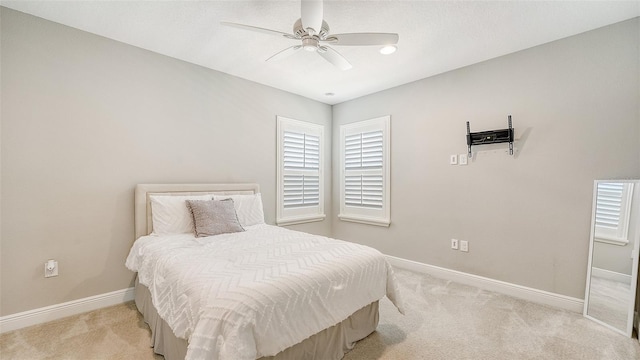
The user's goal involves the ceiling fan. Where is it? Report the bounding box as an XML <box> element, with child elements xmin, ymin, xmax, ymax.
<box><xmin>221</xmin><ymin>0</ymin><xmax>399</xmax><ymax>70</ymax></box>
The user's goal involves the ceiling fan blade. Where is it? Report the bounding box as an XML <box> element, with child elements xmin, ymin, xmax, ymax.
<box><xmin>323</xmin><ymin>33</ymin><xmax>399</xmax><ymax>46</ymax></box>
<box><xmin>301</xmin><ymin>0</ymin><xmax>323</xmax><ymax>34</ymax></box>
<box><xmin>318</xmin><ymin>46</ymin><xmax>352</xmax><ymax>70</ymax></box>
<box><xmin>221</xmin><ymin>22</ymin><xmax>297</xmax><ymax>40</ymax></box>
<box><xmin>266</xmin><ymin>46</ymin><xmax>303</xmax><ymax>62</ymax></box>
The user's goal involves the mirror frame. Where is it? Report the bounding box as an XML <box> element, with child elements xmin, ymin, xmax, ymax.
<box><xmin>583</xmin><ymin>179</ymin><xmax>640</xmax><ymax>337</ymax></box>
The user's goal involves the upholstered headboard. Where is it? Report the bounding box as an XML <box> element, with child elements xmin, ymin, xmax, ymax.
<box><xmin>134</xmin><ymin>183</ymin><xmax>260</xmax><ymax>239</ymax></box>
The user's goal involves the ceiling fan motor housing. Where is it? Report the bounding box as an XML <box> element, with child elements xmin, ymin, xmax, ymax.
<box><xmin>293</xmin><ymin>19</ymin><xmax>330</xmax><ymax>39</ymax></box>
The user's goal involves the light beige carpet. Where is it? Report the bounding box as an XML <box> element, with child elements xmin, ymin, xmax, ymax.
<box><xmin>2</xmin><ymin>268</ymin><xmax>640</xmax><ymax>359</ymax></box>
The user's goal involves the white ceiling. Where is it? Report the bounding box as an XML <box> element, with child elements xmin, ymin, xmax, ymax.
<box><xmin>2</xmin><ymin>1</ymin><xmax>638</xmax><ymax>105</ymax></box>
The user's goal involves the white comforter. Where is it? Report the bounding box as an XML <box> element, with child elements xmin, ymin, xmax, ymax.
<box><xmin>125</xmin><ymin>224</ymin><xmax>404</xmax><ymax>360</ymax></box>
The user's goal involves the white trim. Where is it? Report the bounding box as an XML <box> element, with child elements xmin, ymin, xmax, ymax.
<box><xmin>386</xmin><ymin>255</ymin><xmax>583</xmax><ymax>313</ymax></box>
<box><xmin>338</xmin><ymin>214</ymin><xmax>390</xmax><ymax>227</ymax></box>
<box><xmin>584</xmin><ymin>182</ymin><xmax>599</xmax><ymax>318</ymax></box>
<box><xmin>591</xmin><ymin>267</ymin><xmax>632</xmax><ymax>285</ymax></box>
<box><xmin>595</xmin><ymin>237</ymin><xmax>629</xmax><ymax>246</ymax></box>
<box><xmin>277</xmin><ymin>214</ymin><xmax>326</xmax><ymax>226</ymax></box>
<box><xmin>0</xmin><ymin>287</ymin><xmax>134</xmax><ymax>333</ymax></box>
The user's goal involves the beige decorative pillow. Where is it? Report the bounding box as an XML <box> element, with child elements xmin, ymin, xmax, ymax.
<box><xmin>186</xmin><ymin>199</ymin><xmax>245</xmax><ymax>237</ymax></box>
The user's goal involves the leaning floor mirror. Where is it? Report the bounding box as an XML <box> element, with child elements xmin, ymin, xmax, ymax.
<box><xmin>584</xmin><ymin>180</ymin><xmax>640</xmax><ymax>336</ymax></box>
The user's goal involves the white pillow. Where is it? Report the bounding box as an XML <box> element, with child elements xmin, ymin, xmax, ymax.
<box><xmin>150</xmin><ymin>194</ymin><xmax>212</xmax><ymax>235</ymax></box>
<box><xmin>213</xmin><ymin>193</ymin><xmax>265</xmax><ymax>227</ymax></box>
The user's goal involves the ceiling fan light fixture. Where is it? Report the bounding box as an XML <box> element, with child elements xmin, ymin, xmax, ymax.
<box><xmin>380</xmin><ymin>45</ymin><xmax>397</xmax><ymax>55</ymax></box>
<box><xmin>302</xmin><ymin>37</ymin><xmax>319</xmax><ymax>52</ymax></box>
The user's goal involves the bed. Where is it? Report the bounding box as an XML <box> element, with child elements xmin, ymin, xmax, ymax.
<box><xmin>126</xmin><ymin>183</ymin><xmax>403</xmax><ymax>360</ymax></box>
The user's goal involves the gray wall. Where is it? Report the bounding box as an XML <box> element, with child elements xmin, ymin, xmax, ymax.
<box><xmin>331</xmin><ymin>18</ymin><xmax>640</xmax><ymax>299</ymax></box>
<box><xmin>0</xmin><ymin>8</ymin><xmax>332</xmax><ymax>316</ymax></box>
<box><xmin>1</xmin><ymin>6</ymin><xmax>638</xmax><ymax>317</ymax></box>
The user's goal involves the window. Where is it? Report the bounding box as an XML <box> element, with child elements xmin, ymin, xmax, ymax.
<box><xmin>339</xmin><ymin>116</ymin><xmax>390</xmax><ymax>227</ymax></box>
<box><xmin>594</xmin><ymin>182</ymin><xmax>634</xmax><ymax>245</ymax></box>
<box><xmin>277</xmin><ymin>116</ymin><xmax>325</xmax><ymax>225</ymax></box>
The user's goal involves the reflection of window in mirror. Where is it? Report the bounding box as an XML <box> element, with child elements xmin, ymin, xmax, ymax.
<box><xmin>595</xmin><ymin>182</ymin><xmax>634</xmax><ymax>245</ymax></box>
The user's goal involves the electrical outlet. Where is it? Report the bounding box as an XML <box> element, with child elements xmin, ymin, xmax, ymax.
<box><xmin>44</xmin><ymin>260</ymin><xmax>58</xmax><ymax>278</ymax></box>
<box><xmin>460</xmin><ymin>240</ymin><xmax>469</xmax><ymax>252</ymax></box>
<box><xmin>451</xmin><ymin>239</ymin><xmax>459</xmax><ymax>250</ymax></box>
<box><xmin>449</xmin><ymin>155</ymin><xmax>458</xmax><ymax>165</ymax></box>
<box><xmin>459</xmin><ymin>154</ymin><xmax>468</xmax><ymax>165</ymax></box>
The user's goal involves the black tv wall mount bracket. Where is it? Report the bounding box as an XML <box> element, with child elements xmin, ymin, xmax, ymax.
<box><xmin>466</xmin><ymin>115</ymin><xmax>514</xmax><ymax>158</ymax></box>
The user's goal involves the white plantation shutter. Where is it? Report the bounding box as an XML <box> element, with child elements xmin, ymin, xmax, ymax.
<box><xmin>283</xmin><ymin>132</ymin><xmax>320</xmax><ymax>208</ymax></box>
<box><xmin>344</xmin><ymin>174</ymin><xmax>384</xmax><ymax>208</ymax></box>
<box><xmin>595</xmin><ymin>182</ymin><xmax>634</xmax><ymax>244</ymax></box>
<box><xmin>596</xmin><ymin>183</ymin><xmax>624</xmax><ymax>229</ymax></box>
<box><xmin>283</xmin><ymin>132</ymin><xmax>319</xmax><ymax>170</ymax></box>
<box><xmin>344</xmin><ymin>130</ymin><xmax>384</xmax><ymax>208</ymax></box>
<box><xmin>345</xmin><ymin>131</ymin><xmax>384</xmax><ymax>169</ymax></box>
<box><xmin>277</xmin><ymin>117</ymin><xmax>325</xmax><ymax>225</ymax></box>
<box><xmin>283</xmin><ymin>175</ymin><xmax>320</xmax><ymax>207</ymax></box>
<box><xmin>339</xmin><ymin>116</ymin><xmax>390</xmax><ymax>226</ymax></box>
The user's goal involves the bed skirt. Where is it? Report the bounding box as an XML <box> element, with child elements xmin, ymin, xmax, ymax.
<box><xmin>134</xmin><ymin>278</ymin><xmax>379</xmax><ymax>360</ymax></box>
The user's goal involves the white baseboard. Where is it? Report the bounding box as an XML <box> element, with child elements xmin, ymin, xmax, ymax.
<box><xmin>386</xmin><ymin>255</ymin><xmax>584</xmax><ymax>313</ymax></box>
<box><xmin>591</xmin><ymin>267</ymin><xmax>632</xmax><ymax>285</ymax></box>
<box><xmin>0</xmin><ymin>287</ymin><xmax>135</xmax><ymax>334</ymax></box>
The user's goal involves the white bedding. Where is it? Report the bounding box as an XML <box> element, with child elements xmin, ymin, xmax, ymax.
<box><xmin>125</xmin><ymin>224</ymin><xmax>404</xmax><ymax>360</ymax></box>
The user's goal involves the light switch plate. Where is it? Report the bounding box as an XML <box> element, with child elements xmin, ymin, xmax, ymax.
<box><xmin>459</xmin><ymin>154</ymin><xmax>468</xmax><ymax>165</ymax></box>
<box><xmin>450</xmin><ymin>155</ymin><xmax>458</xmax><ymax>165</ymax></box>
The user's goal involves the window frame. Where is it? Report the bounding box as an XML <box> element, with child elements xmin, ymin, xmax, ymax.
<box><xmin>276</xmin><ymin>116</ymin><xmax>326</xmax><ymax>226</ymax></box>
<box><xmin>338</xmin><ymin>115</ymin><xmax>391</xmax><ymax>227</ymax></box>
